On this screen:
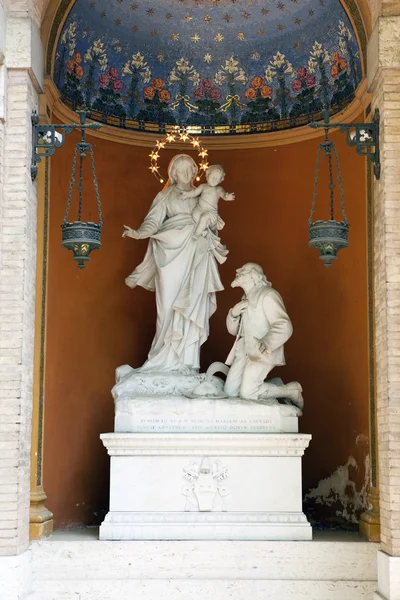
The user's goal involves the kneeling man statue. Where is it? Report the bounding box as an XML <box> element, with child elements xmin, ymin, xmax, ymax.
<box><xmin>224</xmin><ymin>263</ymin><xmax>303</xmax><ymax>409</ymax></box>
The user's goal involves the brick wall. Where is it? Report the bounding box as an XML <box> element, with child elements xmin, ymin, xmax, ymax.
<box><xmin>369</xmin><ymin>11</ymin><xmax>400</xmax><ymax>555</ymax></box>
<box><xmin>0</xmin><ymin>4</ymin><xmax>40</xmax><ymax>556</ymax></box>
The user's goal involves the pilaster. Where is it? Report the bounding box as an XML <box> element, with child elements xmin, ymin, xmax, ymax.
<box><xmin>0</xmin><ymin>6</ymin><xmax>42</xmax><ymax>556</ymax></box>
<box><xmin>368</xmin><ymin>12</ymin><xmax>400</xmax><ymax>558</ymax></box>
<box><xmin>368</xmin><ymin>8</ymin><xmax>400</xmax><ymax>600</ymax></box>
<box><xmin>360</xmin><ymin>487</ymin><xmax>381</xmax><ymax>542</ymax></box>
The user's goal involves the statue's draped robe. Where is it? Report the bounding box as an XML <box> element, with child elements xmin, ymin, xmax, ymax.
<box><xmin>126</xmin><ymin>184</ymin><xmax>227</xmax><ymax>372</ymax></box>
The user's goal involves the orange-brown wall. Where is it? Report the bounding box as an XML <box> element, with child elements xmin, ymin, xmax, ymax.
<box><xmin>44</xmin><ymin>116</ymin><xmax>369</xmax><ymax>528</ymax></box>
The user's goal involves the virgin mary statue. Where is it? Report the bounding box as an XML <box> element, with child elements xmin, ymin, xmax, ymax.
<box><xmin>122</xmin><ymin>154</ymin><xmax>228</xmax><ymax>373</ymax></box>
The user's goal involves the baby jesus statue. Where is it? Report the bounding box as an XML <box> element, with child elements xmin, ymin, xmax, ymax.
<box><xmin>180</xmin><ymin>165</ymin><xmax>235</xmax><ymax>239</ymax></box>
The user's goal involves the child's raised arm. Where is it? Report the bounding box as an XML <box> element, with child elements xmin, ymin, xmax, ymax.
<box><xmin>219</xmin><ymin>187</ymin><xmax>235</xmax><ymax>201</ymax></box>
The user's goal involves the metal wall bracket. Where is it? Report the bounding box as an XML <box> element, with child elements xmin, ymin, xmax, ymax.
<box><xmin>31</xmin><ymin>110</ymin><xmax>101</xmax><ymax>181</ymax></box>
<box><xmin>309</xmin><ymin>108</ymin><xmax>380</xmax><ymax>180</ymax></box>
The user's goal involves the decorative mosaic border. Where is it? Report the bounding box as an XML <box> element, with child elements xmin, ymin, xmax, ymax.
<box><xmin>60</xmin><ymin>93</ymin><xmax>355</xmax><ymax>135</ymax></box>
<box><xmin>342</xmin><ymin>0</ymin><xmax>367</xmax><ymax>74</ymax></box>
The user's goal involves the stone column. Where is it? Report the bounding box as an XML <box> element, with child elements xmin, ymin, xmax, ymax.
<box><xmin>0</xmin><ymin>0</ymin><xmax>43</xmax><ymax>569</ymax></box>
<box><xmin>368</xmin><ymin>5</ymin><xmax>400</xmax><ymax>599</ymax></box>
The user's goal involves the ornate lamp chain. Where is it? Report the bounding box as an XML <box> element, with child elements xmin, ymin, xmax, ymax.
<box><xmin>63</xmin><ymin>125</ymin><xmax>102</xmax><ymax>226</ymax></box>
<box><xmin>309</xmin><ymin>145</ymin><xmax>321</xmax><ymax>225</ymax></box>
<box><xmin>325</xmin><ymin>140</ymin><xmax>335</xmax><ymax>221</ymax></box>
<box><xmin>332</xmin><ymin>142</ymin><xmax>347</xmax><ymax>224</ymax></box>
<box><xmin>310</xmin><ymin>125</ymin><xmax>347</xmax><ymax>224</ymax></box>
<box><xmin>89</xmin><ymin>146</ymin><xmax>103</xmax><ymax>227</ymax></box>
<box><xmin>78</xmin><ymin>152</ymin><xmax>84</xmax><ymax>222</ymax></box>
<box><xmin>64</xmin><ymin>146</ymin><xmax>78</xmax><ymax>224</ymax></box>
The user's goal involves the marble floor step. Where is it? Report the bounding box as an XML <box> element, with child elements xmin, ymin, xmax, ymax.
<box><xmin>29</xmin><ymin>529</ymin><xmax>379</xmax><ymax>600</ymax></box>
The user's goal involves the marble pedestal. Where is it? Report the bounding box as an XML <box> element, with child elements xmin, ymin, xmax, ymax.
<box><xmin>100</xmin><ymin>430</ymin><xmax>312</xmax><ymax>541</ymax></box>
<box><xmin>100</xmin><ymin>371</ymin><xmax>312</xmax><ymax>541</ymax></box>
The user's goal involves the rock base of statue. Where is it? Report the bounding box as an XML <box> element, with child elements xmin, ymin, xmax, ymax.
<box><xmin>100</xmin><ymin>368</ymin><xmax>312</xmax><ymax>541</ymax></box>
<box><xmin>112</xmin><ymin>367</ymin><xmax>302</xmax><ymax>434</ymax></box>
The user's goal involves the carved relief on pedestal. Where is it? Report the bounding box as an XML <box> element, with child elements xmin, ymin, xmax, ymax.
<box><xmin>182</xmin><ymin>457</ymin><xmax>229</xmax><ymax>512</ymax></box>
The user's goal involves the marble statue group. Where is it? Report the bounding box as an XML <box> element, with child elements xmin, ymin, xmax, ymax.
<box><xmin>121</xmin><ymin>153</ymin><xmax>302</xmax><ymax>408</ymax></box>
<box><xmin>99</xmin><ymin>153</ymin><xmax>311</xmax><ymax>542</ymax></box>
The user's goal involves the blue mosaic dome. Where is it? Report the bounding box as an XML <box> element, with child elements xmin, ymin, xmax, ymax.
<box><xmin>51</xmin><ymin>0</ymin><xmax>364</xmax><ymax>135</ymax></box>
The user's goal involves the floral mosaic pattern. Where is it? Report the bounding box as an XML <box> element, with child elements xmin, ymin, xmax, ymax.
<box><xmin>54</xmin><ymin>0</ymin><xmax>363</xmax><ymax>133</ymax></box>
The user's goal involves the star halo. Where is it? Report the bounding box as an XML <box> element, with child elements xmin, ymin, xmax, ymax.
<box><xmin>149</xmin><ymin>126</ymin><xmax>210</xmax><ymax>184</ymax></box>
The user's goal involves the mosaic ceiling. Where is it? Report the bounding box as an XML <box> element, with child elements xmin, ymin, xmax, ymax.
<box><xmin>53</xmin><ymin>0</ymin><xmax>363</xmax><ymax>135</ymax></box>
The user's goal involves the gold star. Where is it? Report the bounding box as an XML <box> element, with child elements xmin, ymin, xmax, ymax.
<box><xmin>165</xmin><ymin>12</ymin><xmax>172</xmax><ymax>19</ymax></box>
<box><xmin>199</xmin><ymin>149</ymin><xmax>208</xmax><ymax>158</ymax></box>
<box><xmin>156</xmin><ymin>140</ymin><xmax>166</xmax><ymax>149</ymax></box>
<box><xmin>146</xmin><ymin>7</ymin><xmax>155</xmax><ymax>15</ymax></box>
<box><xmin>212</xmin><ymin>0</ymin><xmax>221</xmax><ymax>4</ymax></box>
<box><xmin>261</xmin><ymin>7</ymin><xmax>269</xmax><ymax>14</ymax></box>
<box><xmin>258</xmin><ymin>28</ymin><xmax>264</xmax><ymax>36</ymax></box>
<box><xmin>319</xmin><ymin>0</ymin><xmax>325</xmax><ymax>5</ymax></box>
<box><xmin>204</xmin><ymin>14</ymin><xmax>211</xmax><ymax>22</ymax></box>
<box><xmin>215</xmin><ymin>32</ymin><xmax>224</xmax><ymax>42</ymax></box>
<box><xmin>157</xmin><ymin>52</ymin><xmax>165</xmax><ymax>61</ymax></box>
<box><xmin>224</xmin><ymin>13</ymin><xmax>232</xmax><ymax>21</ymax></box>
<box><xmin>295</xmin><ymin>17</ymin><xmax>301</xmax><ymax>25</ymax></box>
<box><xmin>277</xmin><ymin>1</ymin><xmax>285</xmax><ymax>9</ymax></box>
<box><xmin>185</xmin><ymin>14</ymin><xmax>193</xmax><ymax>21</ymax></box>
<box><xmin>251</xmin><ymin>50</ymin><xmax>260</xmax><ymax>60</ymax></box>
<box><xmin>200</xmin><ymin>161</ymin><xmax>209</xmax><ymax>170</ymax></box>
<box><xmin>115</xmin><ymin>18</ymin><xmax>121</xmax><ymax>25</ymax></box>
<box><xmin>191</xmin><ymin>138</ymin><xmax>200</xmax><ymax>148</ymax></box>
<box><xmin>191</xmin><ymin>33</ymin><xmax>201</xmax><ymax>42</ymax></box>
<box><xmin>309</xmin><ymin>9</ymin><xmax>314</xmax><ymax>15</ymax></box>
<box><xmin>242</xmin><ymin>10</ymin><xmax>251</xmax><ymax>19</ymax></box>
<box><xmin>204</xmin><ymin>53</ymin><xmax>212</xmax><ymax>63</ymax></box>
<box><xmin>90</xmin><ymin>1</ymin><xmax>95</xmax><ymax>7</ymax></box>
<box><xmin>294</xmin><ymin>41</ymin><xmax>301</xmax><ymax>50</ymax></box>
<box><xmin>100</xmin><ymin>9</ymin><xmax>106</xmax><ymax>17</ymax></box>
<box><xmin>277</xmin><ymin>23</ymin><xmax>285</xmax><ymax>30</ymax></box>
<box><xmin>180</xmin><ymin>131</ymin><xmax>189</xmax><ymax>141</ymax></box>
<box><xmin>130</xmin><ymin>2</ymin><xmax>138</xmax><ymax>9</ymax></box>
<box><xmin>149</xmin><ymin>151</ymin><xmax>160</xmax><ymax>160</ymax></box>
<box><xmin>166</xmin><ymin>133</ymin><xmax>176</xmax><ymax>142</ymax></box>
<box><xmin>117</xmin><ymin>0</ymin><xmax>123</xmax><ymax>3</ymax></box>
<box><xmin>151</xmin><ymin>29</ymin><xmax>157</xmax><ymax>36</ymax></box>
<box><xmin>171</xmin><ymin>32</ymin><xmax>179</xmax><ymax>40</ymax></box>
<box><xmin>132</xmin><ymin>24</ymin><xmax>139</xmax><ymax>31</ymax></box>
<box><xmin>237</xmin><ymin>32</ymin><xmax>245</xmax><ymax>40</ymax></box>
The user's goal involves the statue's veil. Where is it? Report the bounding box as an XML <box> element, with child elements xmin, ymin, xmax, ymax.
<box><xmin>165</xmin><ymin>154</ymin><xmax>198</xmax><ymax>189</ymax></box>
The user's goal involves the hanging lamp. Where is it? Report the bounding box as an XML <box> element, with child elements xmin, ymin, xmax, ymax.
<box><xmin>309</xmin><ymin>113</ymin><xmax>349</xmax><ymax>268</ymax></box>
<box><xmin>61</xmin><ymin>111</ymin><xmax>103</xmax><ymax>269</ymax></box>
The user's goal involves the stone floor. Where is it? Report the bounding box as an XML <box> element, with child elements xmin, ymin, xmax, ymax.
<box><xmin>26</xmin><ymin>528</ymin><xmax>379</xmax><ymax>600</ymax></box>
